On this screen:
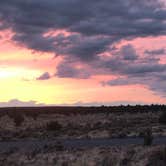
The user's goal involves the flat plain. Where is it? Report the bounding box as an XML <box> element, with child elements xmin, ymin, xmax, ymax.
<box><xmin>0</xmin><ymin>105</ymin><xmax>165</xmax><ymax>165</ymax></box>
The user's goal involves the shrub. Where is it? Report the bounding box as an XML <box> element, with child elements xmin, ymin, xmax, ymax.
<box><xmin>143</xmin><ymin>128</ymin><xmax>153</xmax><ymax>146</ymax></box>
<box><xmin>25</xmin><ymin>112</ymin><xmax>38</xmax><ymax>120</ymax></box>
<box><xmin>13</xmin><ymin>114</ymin><xmax>24</xmax><ymax>127</ymax></box>
<box><xmin>159</xmin><ymin>111</ymin><xmax>166</xmax><ymax>124</ymax></box>
<box><xmin>147</xmin><ymin>147</ymin><xmax>166</xmax><ymax>166</ymax></box>
<box><xmin>46</xmin><ymin>121</ymin><xmax>62</xmax><ymax>131</ymax></box>
<box><xmin>61</xmin><ymin>161</ymin><xmax>69</xmax><ymax>166</ymax></box>
<box><xmin>100</xmin><ymin>156</ymin><xmax>118</xmax><ymax>166</ymax></box>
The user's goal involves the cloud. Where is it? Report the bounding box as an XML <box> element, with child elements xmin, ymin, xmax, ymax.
<box><xmin>100</xmin><ymin>44</ymin><xmax>166</xmax><ymax>96</ymax></box>
<box><xmin>144</xmin><ymin>48</ymin><xmax>165</xmax><ymax>55</ymax></box>
<box><xmin>52</xmin><ymin>34</ymin><xmax>112</xmax><ymax>61</ymax></box>
<box><xmin>0</xmin><ymin>99</ymin><xmax>147</xmax><ymax>107</ymax></box>
<box><xmin>102</xmin><ymin>74</ymin><xmax>166</xmax><ymax>97</ymax></box>
<box><xmin>0</xmin><ymin>0</ymin><xmax>166</xmax><ymax>97</ymax></box>
<box><xmin>0</xmin><ymin>0</ymin><xmax>165</xmax><ymax>59</ymax></box>
<box><xmin>56</xmin><ymin>60</ymin><xmax>91</xmax><ymax>79</ymax></box>
<box><xmin>71</xmin><ymin>101</ymin><xmax>147</xmax><ymax>106</ymax></box>
<box><xmin>55</xmin><ymin>43</ymin><xmax>166</xmax><ymax>96</ymax></box>
<box><xmin>0</xmin><ymin>0</ymin><xmax>165</xmax><ymax>65</ymax></box>
<box><xmin>0</xmin><ymin>99</ymin><xmax>44</xmax><ymax>107</ymax></box>
<box><xmin>120</xmin><ymin>44</ymin><xmax>138</xmax><ymax>61</ymax></box>
<box><xmin>36</xmin><ymin>72</ymin><xmax>51</xmax><ymax>80</ymax></box>
<box><xmin>58</xmin><ymin>100</ymin><xmax>148</xmax><ymax>106</ymax></box>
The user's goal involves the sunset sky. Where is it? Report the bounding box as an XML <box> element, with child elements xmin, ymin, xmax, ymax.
<box><xmin>0</xmin><ymin>0</ymin><xmax>166</xmax><ymax>106</ymax></box>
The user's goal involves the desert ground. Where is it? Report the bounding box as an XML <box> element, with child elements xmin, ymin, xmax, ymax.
<box><xmin>0</xmin><ymin>144</ymin><xmax>166</xmax><ymax>166</ymax></box>
<box><xmin>0</xmin><ymin>106</ymin><xmax>165</xmax><ymax>140</ymax></box>
<box><xmin>0</xmin><ymin>105</ymin><xmax>166</xmax><ymax>165</ymax></box>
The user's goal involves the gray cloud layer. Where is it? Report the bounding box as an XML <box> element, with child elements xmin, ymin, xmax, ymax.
<box><xmin>0</xmin><ymin>0</ymin><xmax>165</xmax><ymax>56</ymax></box>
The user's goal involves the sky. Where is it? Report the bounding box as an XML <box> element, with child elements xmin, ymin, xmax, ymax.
<box><xmin>0</xmin><ymin>0</ymin><xmax>166</xmax><ymax>106</ymax></box>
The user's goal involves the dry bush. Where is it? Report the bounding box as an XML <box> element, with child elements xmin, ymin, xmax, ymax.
<box><xmin>159</xmin><ymin>111</ymin><xmax>166</xmax><ymax>124</ymax></box>
<box><xmin>147</xmin><ymin>147</ymin><xmax>166</xmax><ymax>166</ymax></box>
<box><xmin>8</xmin><ymin>113</ymin><xmax>24</xmax><ymax>127</ymax></box>
<box><xmin>143</xmin><ymin>128</ymin><xmax>153</xmax><ymax>146</ymax></box>
<box><xmin>46</xmin><ymin>121</ymin><xmax>62</xmax><ymax>131</ymax></box>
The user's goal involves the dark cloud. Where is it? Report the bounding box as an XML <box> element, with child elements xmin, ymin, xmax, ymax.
<box><xmin>100</xmin><ymin>44</ymin><xmax>166</xmax><ymax>96</ymax></box>
<box><xmin>52</xmin><ymin>34</ymin><xmax>112</xmax><ymax>61</ymax></box>
<box><xmin>0</xmin><ymin>0</ymin><xmax>165</xmax><ymax>58</ymax></box>
<box><xmin>145</xmin><ymin>48</ymin><xmax>165</xmax><ymax>55</ymax></box>
<box><xmin>55</xmin><ymin>43</ymin><xmax>166</xmax><ymax>97</ymax></box>
<box><xmin>56</xmin><ymin>43</ymin><xmax>166</xmax><ymax>95</ymax></box>
<box><xmin>97</xmin><ymin>44</ymin><xmax>166</xmax><ymax>76</ymax></box>
<box><xmin>120</xmin><ymin>44</ymin><xmax>138</xmax><ymax>60</ymax></box>
<box><xmin>56</xmin><ymin>60</ymin><xmax>91</xmax><ymax>79</ymax></box>
<box><xmin>103</xmin><ymin>74</ymin><xmax>166</xmax><ymax>97</ymax></box>
<box><xmin>102</xmin><ymin>78</ymin><xmax>140</xmax><ymax>86</ymax></box>
<box><xmin>36</xmin><ymin>72</ymin><xmax>51</xmax><ymax>80</ymax></box>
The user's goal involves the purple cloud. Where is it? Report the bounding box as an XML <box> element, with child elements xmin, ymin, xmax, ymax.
<box><xmin>36</xmin><ymin>72</ymin><xmax>51</xmax><ymax>80</ymax></box>
<box><xmin>0</xmin><ymin>99</ymin><xmax>44</xmax><ymax>107</ymax></box>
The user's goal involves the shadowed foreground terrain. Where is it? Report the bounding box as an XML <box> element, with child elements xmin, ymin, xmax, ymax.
<box><xmin>0</xmin><ymin>105</ymin><xmax>166</xmax><ymax>165</ymax></box>
<box><xmin>0</xmin><ymin>144</ymin><xmax>166</xmax><ymax>166</ymax></box>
